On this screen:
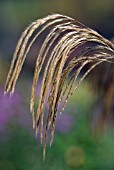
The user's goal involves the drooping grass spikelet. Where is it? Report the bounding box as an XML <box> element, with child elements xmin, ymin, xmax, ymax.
<box><xmin>5</xmin><ymin>14</ymin><xmax>114</xmax><ymax>160</ymax></box>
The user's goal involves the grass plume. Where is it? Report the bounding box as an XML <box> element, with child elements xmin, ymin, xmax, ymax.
<box><xmin>4</xmin><ymin>14</ymin><xmax>114</xmax><ymax>159</ymax></box>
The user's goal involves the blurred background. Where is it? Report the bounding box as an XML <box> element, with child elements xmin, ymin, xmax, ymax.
<box><xmin>0</xmin><ymin>0</ymin><xmax>114</xmax><ymax>170</ymax></box>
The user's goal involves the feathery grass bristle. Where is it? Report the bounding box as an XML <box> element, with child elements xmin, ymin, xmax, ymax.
<box><xmin>4</xmin><ymin>14</ymin><xmax>114</xmax><ymax>159</ymax></box>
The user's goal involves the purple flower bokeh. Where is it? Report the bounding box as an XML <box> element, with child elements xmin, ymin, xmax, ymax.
<box><xmin>0</xmin><ymin>87</ymin><xmax>32</xmax><ymax>141</ymax></box>
<box><xmin>56</xmin><ymin>113</ymin><xmax>75</xmax><ymax>133</ymax></box>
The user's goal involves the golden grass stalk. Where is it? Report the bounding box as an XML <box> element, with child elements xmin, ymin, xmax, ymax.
<box><xmin>4</xmin><ymin>14</ymin><xmax>114</xmax><ymax>160</ymax></box>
